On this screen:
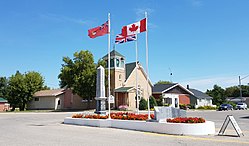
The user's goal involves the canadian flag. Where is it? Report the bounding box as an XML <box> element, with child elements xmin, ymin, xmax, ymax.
<box><xmin>121</xmin><ymin>18</ymin><xmax>146</xmax><ymax>36</ymax></box>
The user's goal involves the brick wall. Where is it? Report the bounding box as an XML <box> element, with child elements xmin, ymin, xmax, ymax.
<box><xmin>179</xmin><ymin>94</ymin><xmax>190</xmax><ymax>105</ymax></box>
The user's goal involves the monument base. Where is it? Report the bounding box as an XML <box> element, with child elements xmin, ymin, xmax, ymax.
<box><xmin>95</xmin><ymin>97</ymin><xmax>107</xmax><ymax>115</ymax></box>
<box><xmin>94</xmin><ymin>111</ymin><xmax>107</xmax><ymax>115</ymax></box>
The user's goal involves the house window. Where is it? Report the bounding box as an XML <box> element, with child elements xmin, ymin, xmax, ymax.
<box><xmin>119</xmin><ymin>74</ymin><xmax>122</xmax><ymax>80</ymax></box>
<box><xmin>34</xmin><ymin>97</ymin><xmax>39</xmax><ymax>101</ymax></box>
<box><xmin>58</xmin><ymin>100</ymin><xmax>60</xmax><ymax>105</ymax></box>
<box><xmin>164</xmin><ymin>98</ymin><xmax>172</xmax><ymax>106</ymax></box>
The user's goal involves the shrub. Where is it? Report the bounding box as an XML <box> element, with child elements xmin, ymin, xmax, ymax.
<box><xmin>149</xmin><ymin>96</ymin><xmax>157</xmax><ymax>108</ymax></box>
<box><xmin>179</xmin><ymin>104</ymin><xmax>187</xmax><ymax>110</ymax></box>
<box><xmin>163</xmin><ymin>103</ymin><xmax>171</xmax><ymax>107</ymax></box>
<box><xmin>167</xmin><ymin>117</ymin><xmax>205</xmax><ymax>123</ymax></box>
<box><xmin>224</xmin><ymin>101</ymin><xmax>236</xmax><ymax>109</ymax></box>
<box><xmin>139</xmin><ymin>98</ymin><xmax>148</xmax><ymax>110</ymax></box>
<box><xmin>156</xmin><ymin>95</ymin><xmax>163</xmax><ymax>106</ymax></box>
<box><xmin>188</xmin><ymin>104</ymin><xmax>195</xmax><ymax>109</ymax></box>
<box><xmin>197</xmin><ymin>106</ymin><xmax>216</xmax><ymax>110</ymax></box>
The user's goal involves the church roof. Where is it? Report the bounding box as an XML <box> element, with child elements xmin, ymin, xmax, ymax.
<box><xmin>102</xmin><ymin>50</ymin><xmax>124</xmax><ymax>60</ymax></box>
<box><xmin>125</xmin><ymin>62</ymin><xmax>136</xmax><ymax>80</ymax></box>
<box><xmin>114</xmin><ymin>87</ymin><xmax>134</xmax><ymax>93</ymax></box>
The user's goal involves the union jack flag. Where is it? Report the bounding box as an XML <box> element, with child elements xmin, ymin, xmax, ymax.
<box><xmin>115</xmin><ymin>34</ymin><xmax>136</xmax><ymax>44</ymax></box>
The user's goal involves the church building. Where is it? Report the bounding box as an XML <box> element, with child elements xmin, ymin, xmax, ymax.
<box><xmin>102</xmin><ymin>50</ymin><xmax>152</xmax><ymax>110</ymax></box>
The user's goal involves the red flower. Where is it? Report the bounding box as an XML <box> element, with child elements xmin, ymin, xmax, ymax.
<box><xmin>167</xmin><ymin>117</ymin><xmax>206</xmax><ymax>123</ymax></box>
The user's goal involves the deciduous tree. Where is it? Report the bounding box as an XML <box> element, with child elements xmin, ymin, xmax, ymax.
<box><xmin>58</xmin><ymin>50</ymin><xmax>99</xmax><ymax>108</ymax></box>
<box><xmin>7</xmin><ymin>71</ymin><xmax>44</xmax><ymax>111</ymax></box>
<box><xmin>206</xmin><ymin>85</ymin><xmax>226</xmax><ymax>106</ymax></box>
<box><xmin>155</xmin><ymin>80</ymin><xmax>172</xmax><ymax>85</ymax></box>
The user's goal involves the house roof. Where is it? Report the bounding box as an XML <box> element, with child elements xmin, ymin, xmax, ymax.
<box><xmin>0</xmin><ymin>97</ymin><xmax>8</xmax><ymax>103</ymax></box>
<box><xmin>226</xmin><ymin>97</ymin><xmax>246</xmax><ymax>102</ymax></box>
<box><xmin>152</xmin><ymin>83</ymin><xmax>194</xmax><ymax>95</ymax></box>
<box><xmin>189</xmin><ymin>89</ymin><xmax>213</xmax><ymax>99</ymax></box>
<box><xmin>102</xmin><ymin>50</ymin><xmax>125</xmax><ymax>60</ymax></box>
<box><xmin>152</xmin><ymin>83</ymin><xmax>177</xmax><ymax>93</ymax></box>
<box><xmin>34</xmin><ymin>89</ymin><xmax>65</xmax><ymax>97</ymax></box>
<box><xmin>114</xmin><ymin>87</ymin><xmax>134</xmax><ymax>93</ymax></box>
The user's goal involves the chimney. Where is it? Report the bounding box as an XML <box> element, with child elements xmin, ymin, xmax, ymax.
<box><xmin>187</xmin><ymin>85</ymin><xmax>189</xmax><ymax>89</ymax></box>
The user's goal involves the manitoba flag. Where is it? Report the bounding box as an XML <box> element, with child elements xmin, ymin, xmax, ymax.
<box><xmin>88</xmin><ymin>21</ymin><xmax>108</xmax><ymax>38</ymax></box>
<box><xmin>121</xmin><ymin>18</ymin><xmax>146</xmax><ymax>36</ymax></box>
<box><xmin>115</xmin><ymin>34</ymin><xmax>136</xmax><ymax>44</ymax></box>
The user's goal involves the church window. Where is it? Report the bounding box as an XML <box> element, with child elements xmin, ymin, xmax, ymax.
<box><xmin>110</xmin><ymin>58</ymin><xmax>114</xmax><ymax>67</ymax></box>
<box><xmin>119</xmin><ymin>74</ymin><xmax>122</xmax><ymax>80</ymax></box>
<box><xmin>116</xmin><ymin>58</ymin><xmax>120</xmax><ymax>67</ymax></box>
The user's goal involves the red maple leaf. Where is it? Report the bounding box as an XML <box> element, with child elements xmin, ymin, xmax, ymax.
<box><xmin>129</xmin><ymin>24</ymin><xmax>138</xmax><ymax>32</ymax></box>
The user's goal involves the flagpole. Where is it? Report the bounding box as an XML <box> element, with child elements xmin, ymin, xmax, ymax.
<box><xmin>108</xmin><ymin>13</ymin><xmax>111</xmax><ymax>119</ymax></box>
<box><xmin>135</xmin><ymin>34</ymin><xmax>139</xmax><ymax>114</ymax></box>
<box><xmin>145</xmin><ymin>12</ymin><xmax>151</xmax><ymax>120</ymax></box>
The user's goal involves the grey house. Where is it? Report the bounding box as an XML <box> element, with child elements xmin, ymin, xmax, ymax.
<box><xmin>188</xmin><ymin>88</ymin><xmax>215</xmax><ymax>108</ymax></box>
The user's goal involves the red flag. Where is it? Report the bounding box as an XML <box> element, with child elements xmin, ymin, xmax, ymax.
<box><xmin>88</xmin><ymin>21</ymin><xmax>109</xmax><ymax>38</ymax></box>
<box><xmin>122</xmin><ymin>18</ymin><xmax>146</xmax><ymax>36</ymax></box>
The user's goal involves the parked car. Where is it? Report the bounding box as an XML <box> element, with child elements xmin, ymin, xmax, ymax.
<box><xmin>236</xmin><ymin>102</ymin><xmax>247</xmax><ymax>110</ymax></box>
<box><xmin>218</xmin><ymin>104</ymin><xmax>233</xmax><ymax>111</ymax></box>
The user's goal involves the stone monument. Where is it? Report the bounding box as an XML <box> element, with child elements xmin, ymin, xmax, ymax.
<box><xmin>95</xmin><ymin>66</ymin><xmax>107</xmax><ymax>114</ymax></box>
<box><xmin>154</xmin><ymin>106</ymin><xmax>186</xmax><ymax>122</ymax></box>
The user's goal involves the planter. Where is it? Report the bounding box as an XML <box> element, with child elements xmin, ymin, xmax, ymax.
<box><xmin>64</xmin><ymin>117</ymin><xmax>215</xmax><ymax>135</ymax></box>
<box><xmin>64</xmin><ymin>117</ymin><xmax>111</xmax><ymax>128</ymax></box>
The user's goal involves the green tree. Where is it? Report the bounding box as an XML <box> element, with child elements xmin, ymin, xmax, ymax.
<box><xmin>7</xmin><ymin>71</ymin><xmax>24</xmax><ymax>111</ymax></box>
<box><xmin>206</xmin><ymin>85</ymin><xmax>226</xmax><ymax>106</ymax></box>
<box><xmin>225</xmin><ymin>86</ymin><xmax>240</xmax><ymax>97</ymax></box>
<box><xmin>21</xmin><ymin>71</ymin><xmax>44</xmax><ymax>110</ymax></box>
<box><xmin>139</xmin><ymin>98</ymin><xmax>148</xmax><ymax>110</ymax></box>
<box><xmin>240</xmin><ymin>85</ymin><xmax>249</xmax><ymax>97</ymax></box>
<box><xmin>155</xmin><ymin>80</ymin><xmax>172</xmax><ymax>85</ymax></box>
<box><xmin>156</xmin><ymin>95</ymin><xmax>163</xmax><ymax>106</ymax></box>
<box><xmin>0</xmin><ymin>77</ymin><xmax>8</xmax><ymax>98</ymax></box>
<box><xmin>7</xmin><ymin>71</ymin><xmax>44</xmax><ymax>111</ymax></box>
<box><xmin>58</xmin><ymin>50</ymin><xmax>97</xmax><ymax>108</ymax></box>
<box><xmin>149</xmin><ymin>96</ymin><xmax>157</xmax><ymax>108</ymax></box>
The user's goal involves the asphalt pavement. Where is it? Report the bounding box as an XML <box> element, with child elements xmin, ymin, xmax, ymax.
<box><xmin>0</xmin><ymin>110</ymin><xmax>248</xmax><ymax>146</ymax></box>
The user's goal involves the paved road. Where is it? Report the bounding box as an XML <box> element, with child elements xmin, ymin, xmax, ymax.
<box><xmin>0</xmin><ymin>110</ymin><xmax>248</xmax><ymax>146</ymax></box>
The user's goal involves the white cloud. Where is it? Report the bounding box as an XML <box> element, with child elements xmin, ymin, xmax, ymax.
<box><xmin>135</xmin><ymin>8</ymin><xmax>154</xmax><ymax>20</ymax></box>
<box><xmin>180</xmin><ymin>75</ymin><xmax>249</xmax><ymax>92</ymax></box>
<box><xmin>39</xmin><ymin>13</ymin><xmax>89</xmax><ymax>25</ymax></box>
<box><xmin>134</xmin><ymin>8</ymin><xmax>158</xmax><ymax>29</ymax></box>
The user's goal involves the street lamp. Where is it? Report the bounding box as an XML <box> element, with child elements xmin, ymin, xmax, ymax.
<box><xmin>238</xmin><ymin>75</ymin><xmax>249</xmax><ymax>98</ymax></box>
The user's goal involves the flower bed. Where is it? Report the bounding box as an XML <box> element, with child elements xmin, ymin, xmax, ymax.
<box><xmin>72</xmin><ymin>112</ymin><xmax>154</xmax><ymax>121</ymax></box>
<box><xmin>167</xmin><ymin>117</ymin><xmax>205</xmax><ymax>123</ymax></box>
<box><xmin>64</xmin><ymin>117</ymin><xmax>215</xmax><ymax>135</ymax></box>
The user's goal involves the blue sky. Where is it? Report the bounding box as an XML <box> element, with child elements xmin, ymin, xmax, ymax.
<box><xmin>1</xmin><ymin>0</ymin><xmax>249</xmax><ymax>91</ymax></box>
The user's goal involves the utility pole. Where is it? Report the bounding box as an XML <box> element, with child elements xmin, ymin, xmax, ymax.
<box><xmin>239</xmin><ymin>76</ymin><xmax>242</xmax><ymax>98</ymax></box>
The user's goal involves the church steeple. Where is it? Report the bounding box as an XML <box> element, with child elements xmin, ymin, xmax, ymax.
<box><xmin>102</xmin><ymin>50</ymin><xmax>126</xmax><ymax>96</ymax></box>
<box><xmin>102</xmin><ymin>50</ymin><xmax>125</xmax><ymax>69</ymax></box>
